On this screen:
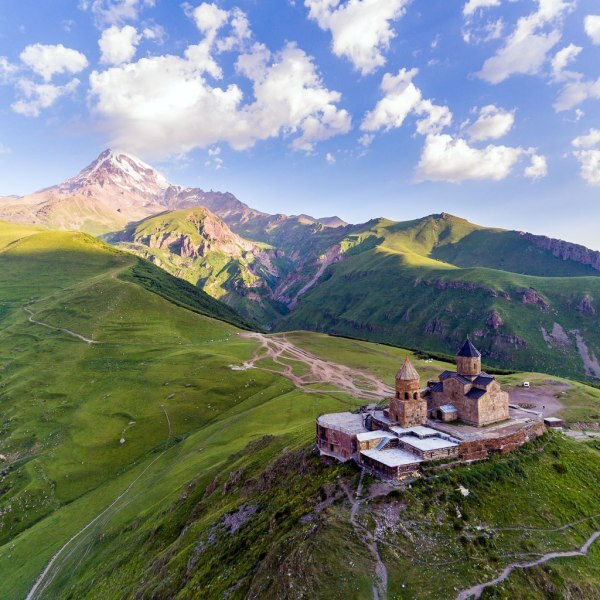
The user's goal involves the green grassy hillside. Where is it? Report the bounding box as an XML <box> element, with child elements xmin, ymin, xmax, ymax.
<box><xmin>2</xmin><ymin>220</ymin><xmax>599</xmax><ymax>599</ymax></box>
<box><xmin>278</xmin><ymin>215</ymin><xmax>600</xmax><ymax>381</ymax></box>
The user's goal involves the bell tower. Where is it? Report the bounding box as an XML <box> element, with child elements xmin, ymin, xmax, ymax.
<box><xmin>456</xmin><ymin>338</ymin><xmax>482</xmax><ymax>377</ymax></box>
<box><xmin>389</xmin><ymin>357</ymin><xmax>428</xmax><ymax>427</ymax></box>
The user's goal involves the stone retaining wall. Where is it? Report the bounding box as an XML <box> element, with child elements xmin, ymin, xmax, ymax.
<box><xmin>458</xmin><ymin>421</ymin><xmax>546</xmax><ymax>460</ymax></box>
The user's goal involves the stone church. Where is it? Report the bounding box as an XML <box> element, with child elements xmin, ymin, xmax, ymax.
<box><xmin>389</xmin><ymin>339</ymin><xmax>509</xmax><ymax>428</ymax></box>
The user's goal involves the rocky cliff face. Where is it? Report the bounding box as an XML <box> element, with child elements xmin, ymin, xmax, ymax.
<box><xmin>521</xmin><ymin>232</ymin><xmax>600</xmax><ymax>272</ymax></box>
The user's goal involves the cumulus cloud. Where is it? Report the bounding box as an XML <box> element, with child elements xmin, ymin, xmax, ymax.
<box><xmin>305</xmin><ymin>0</ymin><xmax>410</xmax><ymax>75</ymax></box>
<box><xmin>571</xmin><ymin>129</ymin><xmax>600</xmax><ymax>185</ymax></box>
<box><xmin>478</xmin><ymin>0</ymin><xmax>573</xmax><ymax>84</ymax></box>
<box><xmin>466</xmin><ymin>104</ymin><xmax>515</xmax><ymax>141</ymax></box>
<box><xmin>89</xmin><ymin>42</ymin><xmax>351</xmax><ymax>157</ymax></box>
<box><xmin>20</xmin><ymin>44</ymin><xmax>88</xmax><ymax>82</ymax></box>
<box><xmin>554</xmin><ymin>76</ymin><xmax>600</xmax><ymax>111</ymax></box>
<box><xmin>0</xmin><ymin>57</ymin><xmax>18</xmax><ymax>83</ymax></box>
<box><xmin>80</xmin><ymin>0</ymin><xmax>155</xmax><ymax>26</ymax></box>
<box><xmin>573</xmin><ymin>150</ymin><xmax>600</xmax><ymax>185</ymax></box>
<box><xmin>99</xmin><ymin>25</ymin><xmax>141</xmax><ymax>65</ymax></box>
<box><xmin>463</xmin><ymin>0</ymin><xmax>500</xmax><ymax>18</ymax></box>
<box><xmin>12</xmin><ymin>78</ymin><xmax>80</xmax><ymax>117</ymax></box>
<box><xmin>584</xmin><ymin>15</ymin><xmax>600</xmax><ymax>44</ymax></box>
<box><xmin>360</xmin><ymin>68</ymin><xmax>452</xmax><ymax>135</ymax></box>
<box><xmin>524</xmin><ymin>153</ymin><xmax>548</xmax><ymax>179</ymax></box>
<box><xmin>572</xmin><ymin>128</ymin><xmax>600</xmax><ymax>149</ymax></box>
<box><xmin>550</xmin><ymin>43</ymin><xmax>582</xmax><ymax>81</ymax></box>
<box><xmin>326</xmin><ymin>152</ymin><xmax>336</xmax><ymax>164</ymax></box>
<box><xmin>416</xmin><ymin>134</ymin><xmax>523</xmax><ymax>182</ymax></box>
<box><xmin>416</xmin><ymin>133</ymin><xmax>546</xmax><ymax>183</ymax></box>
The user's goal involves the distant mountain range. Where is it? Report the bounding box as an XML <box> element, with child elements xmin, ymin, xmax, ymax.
<box><xmin>2</xmin><ymin>149</ymin><xmax>600</xmax><ymax>380</ymax></box>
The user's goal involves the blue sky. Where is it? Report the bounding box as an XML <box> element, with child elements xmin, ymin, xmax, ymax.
<box><xmin>0</xmin><ymin>0</ymin><xmax>599</xmax><ymax>247</ymax></box>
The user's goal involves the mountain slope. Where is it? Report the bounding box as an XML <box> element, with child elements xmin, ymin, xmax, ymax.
<box><xmin>278</xmin><ymin>214</ymin><xmax>600</xmax><ymax>380</ymax></box>
<box><xmin>109</xmin><ymin>207</ymin><xmax>284</xmax><ymax>323</ymax></box>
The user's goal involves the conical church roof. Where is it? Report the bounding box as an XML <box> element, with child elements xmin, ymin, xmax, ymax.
<box><xmin>396</xmin><ymin>357</ymin><xmax>419</xmax><ymax>381</ymax></box>
<box><xmin>457</xmin><ymin>338</ymin><xmax>481</xmax><ymax>357</ymax></box>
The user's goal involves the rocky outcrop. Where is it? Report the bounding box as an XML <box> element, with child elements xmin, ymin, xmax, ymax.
<box><xmin>577</xmin><ymin>294</ymin><xmax>596</xmax><ymax>316</ymax></box>
<box><xmin>521</xmin><ymin>287</ymin><xmax>549</xmax><ymax>311</ymax></box>
<box><xmin>423</xmin><ymin>318</ymin><xmax>447</xmax><ymax>336</ymax></box>
<box><xmin>541</xmin><ymin>323</ymin><xmax>571</xmax><ymax>346</ymax></box>
<box><xmin>486</xmin><ymin>311</ymin><xmax>504</xmax><ymax>330</ymax></box>
<box><xmin>419</xmin><ymin>278</ymin><xmax>511</xmax><ymax>300</ymax></box>
<box><xmin>521</xmin><ymin>232</ymin><xmax>600</xmax><ymax>272</ymax></box>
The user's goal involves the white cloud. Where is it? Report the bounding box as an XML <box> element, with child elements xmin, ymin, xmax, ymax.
<box><xmin>584</xmin><ymin>15</ymin><xmax>600</xmax><ymax>44</ymax></box>
<box><xmin>305</xmin><ymin>0</ymin><xmax>410</xmax><ymax>75</ymax></box>
<box><xmin>80</xmin><ymin>0</ymin><xmax>155</xmax><ymax>26</ymax></box>
<box><xmin>463</xmin><ymin>0</ymin><xmax>500</xmax><ymax>18</ymax></box>
<box><xmin>192</xmin><ymin>3</ymin><xmax>229</xmax><ymax>39</ymax></box>
<box><xmin>466</xmin><ymin>104</ymin><xmax>514</xmax><ymax>141</ymax></box>
<box><xmin>524</xmin><ymin>153</ymin><xmax>547</xmax><ymax>179</ymax></box>
<box><xmin>415</xmin><ymin>133</ymin><xmax>539</xmax><ymax>183</ymax></box>
<box><xmin>550</xmin><ymin>43</ymin><xmax>582</xmax><ymax>81</ymax></box>
<box><xmin>20</xmin><ymin>44</ymin><xmax>88</xmax><ymax>82</ymax></box>
<box><xmin>12</xmin><ymin>78</ymin><xmax>80</xmax><ymax>117</ymax></box>
<box><xmin>0</xmin><ymin>57</ymin><xmax>18</xmax><ymax>83</ymax></box>
<box><xmin>89</xmin><ymin>42</ymin><xmax>351</xmax><ymax>157</ymax></box>
<box><xmin>572</xmin><ymin>128</ymin><xmax>600</xmax><ymax>149</ymax></box>
<box><xmin>361</xmin><ymin>67</ymin><xmax>452</xmax><ymax>135</ymax></box>
<box><xmin>359</xmin><ymin>133</ymin><xmax>374</xmax><ymax>146</ymax></box>
<box><xmin>478</xmin><ymin>0</ymin><xmax>573</xmax><ymax>84</ymax></box>
<box><xmin>326</xmin><ymin>152</ymin><xmax>336</xmax><ymax>164</ymax></box>
<box><xmin>0</xmin><ymin>143</ymin><xmax>11</xmax><ymax>155</ymax></box>
<box><xmin>99</xmin><ymin>25</ymin><xmax>141</xmax><ymax>65</ymax></box>
<box><xmin>573</xmin><ymin>150</ymin><xmax>600</xmax><ymax>185</ymax></box>
<box><xmin>554</xmin><ymin>77</ymin><xmax>600</xmax><ymax>111</ymax></box>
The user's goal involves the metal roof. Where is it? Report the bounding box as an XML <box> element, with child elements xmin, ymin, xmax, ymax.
<box><xmin>361</xmin><ymin>448</ymin><xmax>423</xmax><ymax>468</ymax></box>
<box><xmin>466</xmin><ymin>388</ymin><xmax>486</xmax><ymax>400</ymax></box>
<box><xmin>456</xmin><ymin>338</ymin><xmax>482</xmax><ymax>358</ymax></box>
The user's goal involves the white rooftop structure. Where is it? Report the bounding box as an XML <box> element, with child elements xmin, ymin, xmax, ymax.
<box><xmin>361</xmin><ymin>448</ymin><xmax>423</xmax><ymax>468</ymax></box>
<box><xmin>317</xmin><ymin>412</ymin><xmax>366</xmax><ymax>435</ymax></box>
<box><xmin>356</xmin><ymin>430</ymin><xmax>391</xmax><ymax>442</ymax></box>
<box><xmin>390</xmin><ymin>425</ymin><xmax>439</xmax><ymax>438</ymax></box>
<box><xmin>439</xmin><ymin>404</ymin><xmax>458</xmax><ymax>414</ymax></box>
<box><xmin>399</xmin><ymin>435</ymin><xmax>459</xmax><ymax>452</ymax></box>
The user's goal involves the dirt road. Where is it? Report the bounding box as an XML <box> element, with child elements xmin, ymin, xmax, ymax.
<box><xmin>24</xmin><ymin>306</ymin><xmax>98</xmax><ymax>345</ymax></box>
<box><xmin>235</xmin><ymin>332</ymin><xmax>393</xmax><ymax>402</ymax></box>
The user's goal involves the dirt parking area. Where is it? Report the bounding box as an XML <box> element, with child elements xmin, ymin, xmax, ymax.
<box><xmin>508</xmin><ymin>380</ymin><xmax>570</xmax><ymax>417</ymax></box>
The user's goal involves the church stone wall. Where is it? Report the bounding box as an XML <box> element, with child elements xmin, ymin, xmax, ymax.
<box><xmin>476</xmin><ymin>390</ymin><xmax>510</xmax><ymax>426</ymax></box>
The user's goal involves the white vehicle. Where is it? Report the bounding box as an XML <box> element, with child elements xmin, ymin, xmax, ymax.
<box><xmin>523</xmin><ymin>381</ymin><xmax>530</xmax><ymax>388</ymax></box>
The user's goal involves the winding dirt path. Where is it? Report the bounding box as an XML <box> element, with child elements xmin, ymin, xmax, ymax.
<box><xmin>26</xmin><ymin>405</ymin><xmax>172</xmax><ymax>600</ymax></box>
<box><xmin>342</xmin><ymin>474</ymin><xmax>388</xmax><ymax>600</ymax></box>
<box><xmin>235</xmin><ymin>332</ymin><xmax>393</xmax><ymax>402</ymax></box>
<box><xmin>456</xmin><ymin>530</ymin><xmax>600</xmax><ymax>600</ymax></box>
<box><xmin>23</xmin><ymin>307</ymin><xmax>98</xmax><ymax>345</ymax></box>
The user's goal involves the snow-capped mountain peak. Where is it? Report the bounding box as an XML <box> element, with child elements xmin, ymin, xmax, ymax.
<box><xmin>56</xmin><ymin>149</ymin><xmax>171</xmax><ymax>198</ymax></box>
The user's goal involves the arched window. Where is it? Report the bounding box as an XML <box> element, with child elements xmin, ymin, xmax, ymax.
<box><xmin>404</xmin><ymin>392</ymin><xmax>409</xmax><ymax>400</ymax></box>
<box><xmin>413</xmin><ymin>392</ymin><xmax>418</xmax><ymax>399</ymax></box>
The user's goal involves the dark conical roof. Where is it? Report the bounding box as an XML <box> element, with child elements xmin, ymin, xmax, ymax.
<box><xmin>457</xmin><ymin>338</ymin><xmax>481</xmax><ymax>358</ymax></box>
<box><xmin>396</xmin><ymin>357</ymin><xmax>420</xmax><ymax>381</ymax></box>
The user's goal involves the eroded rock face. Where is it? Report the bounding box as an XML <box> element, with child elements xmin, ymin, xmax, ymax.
<box><xmin>577</xmin><ymin>294</ymin><xmax>596</xmax><ymax>316</ymax></box>
<box><xmin>486</xmin><ymin>311</ymin><xmax>504</xmax><ymax>330</ymax></box>
<box><xmin>423</xmin><ymin>318</ymin><xmax>447</xmax><ymax>336</ymax></box>
<box><xmin>521</xmin><ymin>232</ymin><xmax>600</xmax><ymax>272</ymax></box>
<box><xmin>521</xmin><ymin>287</ymin><xmax>549</xmax><ymax>311</ymax></box>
